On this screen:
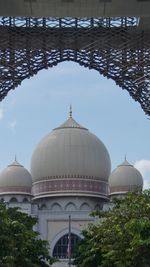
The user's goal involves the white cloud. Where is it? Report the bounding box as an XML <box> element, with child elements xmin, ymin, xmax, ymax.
<box><xmin>134</xmin><ymin>160</ymin><xmax>150</xmax><ymax>189</ymax></box>
<box><xmin>9</xmin><ymin>120</ymin><xmax>17</xmax><ymax>129</ymax></box>
<box><xmin>0</xmin><ymin>107</ymin><xmax>4</xmax><ymax>120</ymax></box>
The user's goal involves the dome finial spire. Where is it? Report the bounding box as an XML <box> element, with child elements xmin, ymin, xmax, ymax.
<box><xmin>69</xmin><ymin>104</ymin><xmax>72</xmax><ymax>118</ymax></box>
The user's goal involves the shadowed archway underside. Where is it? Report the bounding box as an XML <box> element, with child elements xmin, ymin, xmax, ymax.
<box><xmin>0</xmin><ymin>17</ymin><xmax>149</xmax><ymax>116</ymax></box>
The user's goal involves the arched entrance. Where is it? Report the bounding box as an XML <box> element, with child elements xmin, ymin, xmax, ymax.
<box><xmin>53</xmin><ymin>233</ymin><xmax>81</xmax><ymax>259</ymax></box>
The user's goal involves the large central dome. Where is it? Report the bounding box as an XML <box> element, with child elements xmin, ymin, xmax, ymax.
<box><xmin>31</xmin><ymin>111</ymin><xmax>111</xmax><ymax>199</ymax></box>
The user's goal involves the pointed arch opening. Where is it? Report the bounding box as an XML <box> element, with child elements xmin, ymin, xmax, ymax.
<box><xmin>9</xmin><ymin>197</ymin><xmax>18</xmax><ymax>203</ymax></box>
<box><xmin>23</xmin><ymin>197</ymin><xmax>29</xmax><ymax>203</ymax></box>
<box><xmin>0</xmin><ymin>17</ymin><xmax>149</xmax><ymax>116</ymax></box>
<box><xmin>80</xmin><ymin>202</ymin><xmax>90</xmax><ymax>211</ymax></box>
<box><xmin>65</xmin><ymin>202</ymin><xmax>77</xmax><ymax>211</ymax></box>
<box><xmin>51</xmin><ymin>202</ymin><xmax>62</xmax><ymax>211</ymax></box>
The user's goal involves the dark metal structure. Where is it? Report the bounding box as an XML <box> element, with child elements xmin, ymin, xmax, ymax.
<box><xmin>0</xmin><ymin>17</ymin><xmax>149</xmax><ymax>115</ymax></box>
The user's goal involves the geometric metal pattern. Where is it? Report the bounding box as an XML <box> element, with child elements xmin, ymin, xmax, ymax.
<box><xmin>0</xmin><ymin>17</ymin><xmax>149</xmax><ymax>116</ymax></box>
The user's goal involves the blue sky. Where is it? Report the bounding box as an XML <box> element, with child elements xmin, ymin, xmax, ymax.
<box><xmin>0</xmin><ymin>62</ymin><xmax>150</xmax><ymax>188</ymax></box>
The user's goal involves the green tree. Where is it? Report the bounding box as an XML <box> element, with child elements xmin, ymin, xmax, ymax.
<box><xmin>73</xmin><ymin>226</ymin><xmax>103</xmax><ymax>267</ymax></box>
<box><xmin>0</xmin><ymin>203</ymin><xmax>55</xmax><ymax>267</ymax></box>
<box><xmin>73</xmin><ymin>190</ymin><xmax>150</xmax><ymax>267</ymax></box>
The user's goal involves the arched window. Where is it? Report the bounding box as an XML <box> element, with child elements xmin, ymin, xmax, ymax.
<box><xmin>53</xmin><ymin>233</ymin><xmax>81</xmax><ymax>259</ymax></box>
<box><xmin>65</xmin><ymin>202</ymin><xmax>76</xmax><ymax>211</ymax></box>
<box><xmin>40</xmin><ymin>203</ymin><xmax>47</xmax><ymax>210</ymax></box>
<box><xmin>80</xmin><ymin>202</ymin><xmax>90</xmax><ymax>211</ymax></box>
<box><xmin>51</xmin><ymin>203</ymin><xmax>62</xmax><ymax>211</ymax></box>
<box><xmin>23</xmin><ymin>197</ymin><xmax>29</xmax><ymax>203</ymax></box>
<box><xmin>10</xmin><ymin>197</ymin><xmax>18</xmax><ymax>203</ymax></box>
<box><xmin>94</xmin><ymin>203</ymin><xmax>103</xmax><ymax>211</ymax></box>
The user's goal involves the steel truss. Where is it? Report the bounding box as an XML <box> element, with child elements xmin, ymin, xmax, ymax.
<box><xmin>0</xmin><ymin>17</ymin><xmax>149</xmax><ymax>116</ymax></box>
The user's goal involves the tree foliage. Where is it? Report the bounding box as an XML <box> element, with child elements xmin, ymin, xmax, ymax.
<box><xmin>0</xmin><ymin>203</ymin><xmax>55</xmax><ymax>267</ymax></box>
<box><xmin>73</xmin><ymin>190</ymin><xmax>150</xmax><ymax>267</ymax></box>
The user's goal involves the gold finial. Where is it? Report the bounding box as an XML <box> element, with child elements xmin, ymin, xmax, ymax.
<box><xmin>69</xmin><ymin>104</ymin><xmax>72</xmax><ymax>118</ymax></box>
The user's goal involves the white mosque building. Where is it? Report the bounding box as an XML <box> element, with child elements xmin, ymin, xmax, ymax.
<box><xmin>0</xmin><ymin>109</ymin><xmax>143</xmax><ymax>267</ymax></box>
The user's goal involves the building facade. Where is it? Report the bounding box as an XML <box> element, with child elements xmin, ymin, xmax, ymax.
<box><xmin>0</xmin><ymin>111</ymin><xmax>143</xmax><ymax>267</ymax></box>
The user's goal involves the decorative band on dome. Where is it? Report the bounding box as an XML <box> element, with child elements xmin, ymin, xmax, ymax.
<box><xmin>33</xmin><ymin>174</ymin><xmax>107</xmax><ymax>183</ymax></box>
<box><xmin>0</xmin><ymin>186</ymin><xmax>31</xmax><ymax>194</ymax></box>
<box><xmin>32</xmin><ymin>178</ymin><xmax>108</xmax><ymax>197</ymax></box>
<box><xmin>110</xmin><ymin>185</ymin><xmax>142</xmax><ymax>194</ymax></box>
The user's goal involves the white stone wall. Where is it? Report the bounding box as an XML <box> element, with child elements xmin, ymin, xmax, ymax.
<box><xmin>34</xmin><ymin>195</ymin><xmax>104</xmax><ymax>267</ymax></box>
<box><xmin>2</xmin><ymin>194</ymin><xmax>105</xmax><ymax>267</ymax></box>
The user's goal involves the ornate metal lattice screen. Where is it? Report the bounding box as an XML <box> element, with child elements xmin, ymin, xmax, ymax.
<box><xmin>0</xmin><ymin>17</ymin><xmax>149</xmax><ymax>115</ymax></box>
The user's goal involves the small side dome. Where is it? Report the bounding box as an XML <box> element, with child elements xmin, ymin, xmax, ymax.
<box><xmin>109</xmin><ymin>158</ymin><xmax>143</xmax><ymax>196</ymax></box>
<box><xmin>0</xmin><ymin>159</ymin><xmax>32</xmax><ymax>195</ymax></box>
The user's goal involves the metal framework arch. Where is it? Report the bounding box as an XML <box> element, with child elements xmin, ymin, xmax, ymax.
<box><xmin>0</xmin><ymin>17</ymin><xmax>149</xmax><ymax>116</ymax></box>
